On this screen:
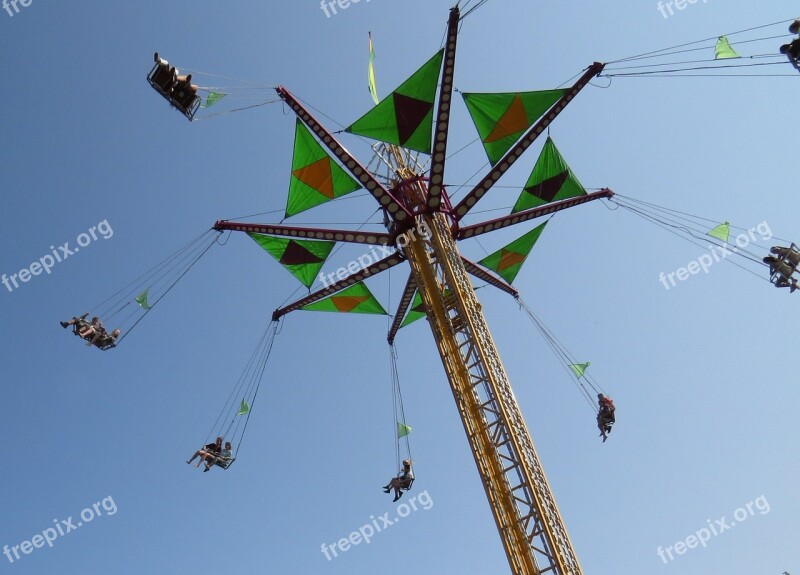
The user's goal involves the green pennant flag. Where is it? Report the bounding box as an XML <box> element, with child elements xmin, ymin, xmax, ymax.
<box><xmin>302</xmin><ymin>281</ymin><xmax>387</xmax><ymax>315</ymax></box>
<box><xmin>346</xmin><ymin>49</ymin><xmax>444</xmax><ymax>154</ymax></box>
<box><xmin>463</xmin><ymin>90</ymin><xmax>567</xmax><ymax>165</ymax></box>
<box><xmin>237</xmin><ymin>399</ymin><xmax>250</xmax><ymax>416</ymax></box>
<box><xmin>478</xmin><ymin>222</ymin><xmax>547</xmax><ymax>284</ymax></box>
<box><xmin>707</xmin><ymin>222</ymin><xmax>730</xmax><ymax>243</ymax></box>
<box><xmin>135</xmin><ymin>289</ymin><xmax>151</xmax><ymax>311</ymax></box>
<box><xmin>248</xmin><ymin>233</ymin><xmax>335</xmax><ymax>288</ymax></box>
<box><xmin>200</xmin><ymin>91</ymin><xmax>226</xmax><ymax>108</ymax></box>
<box><xmin>368</xmin><ymin>32</ymin><xmax>380</xmax><ymax>105</ymax></box>
<box><xmin>512</xmin><ymin>137</ymin><xmax>586</xmax><ymax>213</ymax></box>
<box><xmin>287</xmin><ymin>120</ymin><xmax>362</xmax><ymax>217</ymax></box>
<box><xmin>397</xmin><ymin>422</ymin><xmax>412</xmax><ymax>438</ymax></box>
<box><xmin>569</xmin><ymin>362</ymin><xmax>590</xmax><ymax>378</ymax></box>
<box><xmin>714</xmin><ymin>36</ymin><xmax>740</xmax><ymax>60</ymax></box>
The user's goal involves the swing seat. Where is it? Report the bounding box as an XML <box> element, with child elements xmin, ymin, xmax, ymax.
<box><xmin>214</xmin><ymin>457</ymin><xmax>235</xmax><ymax>470</ymax></box>
<box><xmin>70</xmin><ymin>321</ymin><xmax>117</xmax><ymax>351</ymax></box>
<box><xmin>399</xmin><ymin>477</ymin><xmax>414</xmax><ymax>491</ymax></box>
<box><xmin>147</xmin><ymin>53</ymin><xmax>201</xmax><ymax>121</ymax></box>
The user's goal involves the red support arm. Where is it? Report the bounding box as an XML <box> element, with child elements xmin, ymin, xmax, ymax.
<box><xmin>387</xmin><ymin>273</ymin><xmax>418</xmax><ymax>344</ymax></box>
<box><xmin>458</xmin><ymin>188</ymin><xmax>614</xmax><ymax>240</ymax></box>
<box><xmin>214</xmin><ymin>220</ymin><xmax>393</xmax><ymax>246</ymax></box>
<box><xmin>453</xmin><ymin>62</ymin><xmax>606</xmax><ymax>220</ymax></box>
<box><xmin>426</xmin><ymin>5</ymin><xmax>460</xmax><ymax>212</ymax></box>
<box><xmin>272</xmin><ymin>252</ymin><xmax>406</xmax><ymax>321</ymax></box>
<box><xmin>461</xmin><ymin>256</ymin><xmax>519</xmax><ymax>298</ymax></box>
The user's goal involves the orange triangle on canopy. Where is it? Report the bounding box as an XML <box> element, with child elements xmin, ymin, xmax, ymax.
<box><xmin>485</xmin><ymin>94</ymin><xmax>529</xmax><ymax>144</ymax></box>
<box><xmin>332</xmin><ymin>295</ymin><xmax>370</xmax><ymax>312</ymax></box>
<box><xmin>497</xmin><ymin>249</ymin><xmax>526</xmax><ymax>271</ymax></box>
<box><xmin>292</xmin><ymin>157</ymin><xmax>335</xmax><ymax>199</ymax></box>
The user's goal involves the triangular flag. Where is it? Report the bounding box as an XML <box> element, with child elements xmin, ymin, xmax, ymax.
<box><xmin>237</xmin><ymin>399</ymin><xmax>250</xmax><ymax>416</ymax></box>
<box><xmin>248</xmin><ymin>233</ymin><xmax>335</xmax><ymax>288</ymax></box>
<box><xmin>478</xmin><ymin>222</ymin><xmax>547</xmax><ymax>284</ymax></box>
<box><xmin>714</xmin><ymin>36</ymin><xmax>740</xmax><ymax>60</ymax></box>
<box><xmin>707</xmin><ymin>222</ymin><xmax>730</xmax><ymax>243</ymax></box>
<box><xmin>287</xmin><ymin>120</ymin><xmax>361</xmax><ymax>217</ymax></box>
<box><xmin>200</xmin><ymin>92</ymin><xmax>226</xmax><ymax>108</ymax></box>
<box><xmin>463</xmin><ymin>90</ymin><xmax>567</xmax><ymax>165</ymax></box>
<box><xmin>397</xmin><ymin>422</ymin><xmax>412</xmax><ymax>438</ymax></box>
<box><xmin>569</xmin><ymin>362</ymin><xmax>590</xmax><ymax>378</ymax></box>
<box><xmin>135</xmin><ymin>289</ymin><xmax>151</xmax><ymax>311</ymax></box>
<box><xmin>368</xmin><ymin>32</ymin><xmax>380</xmax><ymax>105</ymax></box>
<box><xmin>512</xmin><ymin>137</ymin><xmax>586</xmax><ymax>213</ymax></box>
<box><xmin>346</xmin><ymin>50</ymin><xmax>443</xmax><ymax>153</ymax></box>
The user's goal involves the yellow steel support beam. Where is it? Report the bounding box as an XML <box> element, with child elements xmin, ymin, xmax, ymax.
<box><xmin>402</xmin><ymin>205</ymin><xmax>584</xmax><ymax>575</ymax></box>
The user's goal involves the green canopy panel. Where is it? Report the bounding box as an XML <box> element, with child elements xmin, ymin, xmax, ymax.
<box><xmin>248</xmin><ymin>233</ymin><xmax>335</xmax><ymax>288</ymax></box>
<box><xmin>478</xmin><ymin>222</ymin><xmax>548</xmax><ymax>284</ymax></box>
<box><xmin>400</xmin><ymin>290</ymin><xmax>427</xmax><ymax>327</ymax></box>
<box><xmin>512</xmin><ymin>137</ymin><xmax>586</xmax><ymax>213</ymax></box>
<box><xmin>346</xmin><ymin>49</ymin><xmax>444</xmax><ymax>154</ymax></box>
<box><xmin>287</xmin><ymin>120</ymin><xmax>361</xmax><ymax>218</ymax></box>
<box><xmin>302</xmin><ymin>281</ymin><xmax>387</xmax><ymax>315</ymax></box>
<box><xmin>463</xmin><ymin>90</ymin><xmax>567</xmax><ymax>165</ymax></box>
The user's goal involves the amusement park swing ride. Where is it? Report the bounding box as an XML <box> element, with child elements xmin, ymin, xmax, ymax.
<box><xmin>64</xmin><ymin>3</ymin><xmax>800</xmax><ymax>574</ymax></box>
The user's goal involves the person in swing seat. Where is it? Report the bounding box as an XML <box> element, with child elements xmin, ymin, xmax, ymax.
<box><xmin>763</xmin><ymin>255</ymin><xmax>799</xmax><ymax>292</ymax></box>
<box><xmin>204</xmin><ymin>441</ymin><xmax>233</xmax><ymax>472</ymax></box>
<box><xmin>382</xmin><ymin>459</ymin><xmax>414</xmax><ymax>502</ymax></box>
<box><xmin>597</xmin><ymin>394</ymin><xmax>615</xmax><ymax>442</ymax></box>
<box><xmin>187</xmin><ymin>437</ymin><xmax>222</xmax><ymax>468</ymax></box>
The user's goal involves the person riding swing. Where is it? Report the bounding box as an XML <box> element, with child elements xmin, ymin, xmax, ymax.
<box><xmin>382</xmin><ymin>459</ymin><xmax>414</xmax><ymax>502</ymax></box>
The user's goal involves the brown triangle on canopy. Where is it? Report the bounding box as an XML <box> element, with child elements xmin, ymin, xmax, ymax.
<box><xmin>525</xmin><ymin>171</ymin><xmax>569</xmax><ymax>204</ymax></box>
<box><xmin>497</xmin><ymin>249</ymin><xmax>527</xmax><ymax>272</ymax></box>
<box><xmin>393</xmin><ymin>92</ymin><xmax>434</xmax><ymax>146</ymax></box>
<box><xmin>332</xmin><ymin>295</ymin><xmax>370</xmax><ymax>312</ymax></box>
<box><xmin>279</xmin><ymin>240</ymin><xmax>326</xmax><ymax>266</ymax></box>
<box><xmin>485</xmin><ymin>94</ymin><xmax>529</xmax><ymax>144</ymax></box>
<box><xmin>292</xmin><ymin>157</ymin><xmax>335</xmax><ymax>199</ymax></box>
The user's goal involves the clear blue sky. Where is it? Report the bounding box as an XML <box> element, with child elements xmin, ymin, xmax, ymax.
<box><xmin>1</xmin><ymin>1</ymin><xmax>797</xmax><ymax>574</ymax></box>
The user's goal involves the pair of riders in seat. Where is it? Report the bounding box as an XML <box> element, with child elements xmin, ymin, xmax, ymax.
<box><xmin>60</xmin><ymin>313</ymin><xmax>121</xmax><ymax>350</ymax></box>
<box><xmin>763</xmin><ymin>245</ymin><xmax>800</xmax><ymax>292</ymax></box>
<box><xmin>187</xmin><ymin>437</ymin><xmax>233</xmax><ymax>472</ymax></box>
